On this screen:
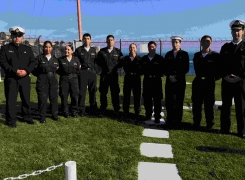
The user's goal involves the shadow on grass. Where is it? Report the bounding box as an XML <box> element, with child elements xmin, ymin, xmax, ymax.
<box><xmin>196</xmin><ymin>146</ymin><xmax>245</xmax><ymax>155</ymax></box>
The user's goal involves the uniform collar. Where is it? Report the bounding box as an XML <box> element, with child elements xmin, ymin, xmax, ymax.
<box><xmin>232</xmin><ymin>39</ymin><xmax>242</xmax><ymax>45</ymax></box>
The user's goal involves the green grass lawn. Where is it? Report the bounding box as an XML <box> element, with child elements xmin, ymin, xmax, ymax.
<box><xmin>0</xmin><ymin>75</ymin><xmax>245</xmax><ymax>180</ymax></box>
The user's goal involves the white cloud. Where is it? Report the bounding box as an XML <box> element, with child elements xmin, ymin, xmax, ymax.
<box><xmin>26</xmin><ymin>29</ymin><xmax>57</xmax><ymax>37</ymax></box>
<box><xmin>0</xmin><ymin>20</ymin><xmax>8</xmax><ymax>32</ymax></box>
<box><xmin>66</xmin><ymin>28</ymin><xmax>78</xmax><ymax>34</ymax></box>
<box><xmin>180</xmin><ymin>14</ymin><xmax>245</xmax><ymax>39</ymax></box>
<box><xmin>93</xmin><ymin>34</ymin><xmax>108</xmax><ymax>40</ymax></box>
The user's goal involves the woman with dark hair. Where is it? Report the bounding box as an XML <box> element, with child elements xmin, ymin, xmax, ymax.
<box><xmin>57</xmin><ymin>45</ymin><xmax>81</xmax><ymax>118</ymax></box>
<box><xmin>32</xmin><ymin>41</ymin><xmax>59</xmax><ymax>123</ymax></box>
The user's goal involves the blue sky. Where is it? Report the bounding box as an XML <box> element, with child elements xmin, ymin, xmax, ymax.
<box><xmin>0</xmin><ymin>0</ymin><xmax>244</xmax><ymax>41</ymax></box>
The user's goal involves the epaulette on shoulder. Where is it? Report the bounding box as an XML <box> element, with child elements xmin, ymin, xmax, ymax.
<box><xmin>114</xmin><ymin>47</ymin><xmax>121</xmax><ymax>51</ymax></box>
<box><xmin>22</xmin><ymin>44</ymin><xmax>31</xmax><ymax>48</ymax></box>
<box><xmin>101</xmin><ymin>47</ymin><xmax>107</xmax><ymax>51</ymax></box>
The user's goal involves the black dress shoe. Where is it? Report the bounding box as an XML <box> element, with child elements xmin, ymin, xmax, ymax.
<box><xmin>206</xmin><ymin>123</ymin><xmax>214</xmax><ymax>130</ymax></box>
<box><xmin>154</xmin><ymin>118</ymin><xmax>160</xmax><ymax>124</ymax></box>
<box><xmin>193</xmin><ymin>123</ymin><xmax>201</xmax><ymax>130</ymax></box>
<box><xmin>144</xmin><ymin>116</ymin><xmax>151</xmax><ymax>121</ymax></box>
<box><xmin>23</xmin><ymin>116</ymin><xmax>35</xmax><ymax>124</ymax></box>
<box><xmin>64</xmin><ymin>113</ymin><xmax>70</xmax><ymax>118</ymax></box>
<box><xmin>27</xmin><ymin>120</ymin><xmax>35</xmax><ymax>125</ymax></box>
<box><xmin>79</xmin><ymin>111</ymin><xmax>85</xmax><ymax>117</ymax></box>
<box><xmin>113</xmin><ymin>111</ymin><xmax>120</xmax><ymax>119</ymax></box>
<box><xmin>220</xmin><ymin>130</ymin><xmax>230</xmax><ymax>135</ymax></box>
<box><xmin>40</xmin><ymin>117</ymin><xmax>46</xmax><ymax>123</ymax></box>
<box><xmin>6</xmin><ymin>123</ymin><xmax>17</xmax><ymax>128</ymax></box>
<box><xmin>52</xmin><ymin>115</ymin><xmax>59</xmax><ymax>121</ymax></box>
<box><xmin>71</xmin><ymin>113</ymin><xmax>77</xmax><ymax>118</ymax></box>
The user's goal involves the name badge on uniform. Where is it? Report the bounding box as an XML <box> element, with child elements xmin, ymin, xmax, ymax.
<box><xmin>54</xmin><ymin>62</ymin><xmax>58</xmax><ymax>64</ymax></box>
<box><xmin>41</xmin><ymin>62</ymin><xmax>46</xmax><ymax>64</ymax></box>
<box><xmin>74</xmin><ymin>63</ymin><xmax>77</xmax><ymax>65</ymax></box>
<box><xmin>62</xmin><ymin>63</ymin><xmax>66</xmax><ymax>64</ymax></box>
<box><xmin>9</xmin><ymin>50</ymin><xmax>14</xmax><ymax>53</ymax></box>
<box><xmin>24</xmin><ymin>51</ymin><xmax>26</xmax><ymax>53</ymax></box>
<box><xmin>113</xmin><ymin>54</ymin><xmax>118</xmax><ymax>56</ymax></box>
<box><xmin>91</xmin><ymin>53</ymin><xmax>95</xmax><ymax>55</ymax></box>
<box><xmin>81</xmin><ymin>53</ymin><xmax>84</xmax><ymax>55</ymax></box>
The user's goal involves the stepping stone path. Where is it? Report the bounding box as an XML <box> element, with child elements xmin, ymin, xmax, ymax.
<box><xmin>138</xmin><ymin>106</ymin><xmax>182</xmax><ymax>180</ymax></box>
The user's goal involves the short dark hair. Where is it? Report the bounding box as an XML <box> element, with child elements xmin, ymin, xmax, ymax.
<box><xmin>201</xmin><ymin>35</ymin><xmax>212</xmax><ymax>42</ymax></box>
<box><xmin>148</xmin><ymin>41</ymin><xmax>157</xmax><ymax>47</ymax></box>
<box><xmin>42</xmin><ymin>41</ymin><xmax>53</xmax><ymax>55</ymax></box>
<box><xmin>83</xmin><ymin>33</ymin><xmax>91</xmax><ymax>39</ymax></box>
<box><xmin>106</xmin><ymin>35</ymin><xmax>114</xmax><ymax>40</ymax></box>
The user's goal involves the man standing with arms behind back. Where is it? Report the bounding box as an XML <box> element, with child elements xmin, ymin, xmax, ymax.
<box><xmin>0</xmin><ymin>26</ymin><xmax>36</xmax><ymax>128</ymax></box>
<box><xmin>220</xmin><ymin>20</ymin><xmax>245</xmax><ymax>138</ymax></box>
<box><xmin>74</xmin><ymin>33</ymin><xmax>98</xmax><ymax>116</ymax></box>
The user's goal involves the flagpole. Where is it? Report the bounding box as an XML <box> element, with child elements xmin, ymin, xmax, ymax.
<box><xmin>77</xmin><ymin>0</ymin><xmax>82</xmax><ymax>40</ymax></box>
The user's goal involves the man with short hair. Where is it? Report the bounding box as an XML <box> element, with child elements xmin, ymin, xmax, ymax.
<box><xmin>96</xmin><ymin>35</ymin><xmax>123</xmax><ymax>117</ymax></box>
<box><xmin>220</xmin><ymin>20</ymin><xmax>245</xmax><ymax>138</ymax></box>
<box><xmin>140</xmin><ymin>41</ymin><xmax>164</xmax><ymax>123</ymax></box>
<box><xmin>0</xmin><ymin>26</ymin><xmax>36</xmax><ymax>128</ymax></box>
<box><xmin>74</xmin><ymin>33</ymin><xmax>98</xmax><ymax>116</ymax></box>
<box><xmin>191</xmin><ymin>35</ymin><xmax>220</xmax><ymax>130</ymax></box>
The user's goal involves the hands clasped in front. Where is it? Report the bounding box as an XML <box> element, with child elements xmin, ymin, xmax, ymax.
<box><xmin>16</xmin><ymin>69</ymin><xmax>27</xmax><ymax>77</ymax></box>
<box><xmin>169</xmin><ymin>75</ymin><xmax>177</xmax><ymax>82</ymax></box>
<box><xmin>224</xmin><ymin>74</ymin><xmax>242</xmax><ymax>83</ymax></box>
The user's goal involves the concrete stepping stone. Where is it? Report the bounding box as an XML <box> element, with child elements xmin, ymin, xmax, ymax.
<box><xmin>138</xmin><ymin>162</ymin><xmax>182</xmax><ymax>180</ymax></box>
<box><xmin>142</xmin><ymin>129</ymin><xmax>169</xmax><ymax>138</ymax></box>
<box><xmin>140</xmin><ymin>143</ymin><xmax>173</xmax><ymax>158</ymax></box>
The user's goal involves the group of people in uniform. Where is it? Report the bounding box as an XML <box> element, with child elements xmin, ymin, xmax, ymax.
<box><xmin>0</xmin><ymin>19</ymin><xmax>245</xmax><ymax>139</ymax></box>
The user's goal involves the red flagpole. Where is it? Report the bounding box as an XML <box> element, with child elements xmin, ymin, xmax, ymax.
<box><xmin>77</xmin><ymin>0</ymin><xmax>82</xmax><ymax>40</ymax></box>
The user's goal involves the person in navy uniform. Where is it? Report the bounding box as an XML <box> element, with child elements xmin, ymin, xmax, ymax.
<box><xmin>57</xmin><ymin>45</ymin><xmax>81</xmax><ymax>118</ymax></box>
<box><xmin>32</xmin><ymin>41</ymin><xmax>59</xmax><ymax>123</ymax></box>
<box><xmin>220</xmin><ymin>20</ymin><xmax>245</xmax><ymax>138</ymax></box>
<box><xmin>74</xmin><ymin>33</ymin><xmax>98</xmax><ymax>116</ymax></box>
<box><xmin>140</xmin><ymin>41</ymin><xmax>164</xmax><ymax>123</ymax></box>
<box><xmin>191</xmin><ymin>35</ymin><xmax>220</xmax><ymax>130</ymax></box>
<box><xmin>117</xmin><ymin>43</ymin><xmax>142</xmax><ymax>121</ymax></box>
<box><xmin>96</xmin><ymin>35</ymin><xmax>123</xmax><ymax>117</ymax></box>
<box><xmin>164</xmin><ymin>36</ymin><xmax>189</xmax><ymax>128</ymax></box>
<box><xmin>0</xmin><ymin>26</ymin><xmax>36</xmax><ymax>128</ymax></box>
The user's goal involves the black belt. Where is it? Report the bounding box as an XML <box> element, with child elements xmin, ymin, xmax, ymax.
<box><xmin>66</xmin><ymin>73</ymin><xmax>76</xmax><ymax>76</ymax></box>
<box><xmin>45</xmin><ymin>72</ymin><xmax>55</xmax><ymax>75</ymax></box>
<box><xmin>146</xmin><ymin>75</ymin><xmax>157</xmax><ymax>78</ymax></box>
<box><xmin>82</xmin><ymin>67</ymin><xmax>92</xmax><ymax>70</ymax></box>
<box><xmin>126</xmin><ymin>72</ymin><xmax>137</xmax><ymax>75</ymax></box>
<box><xmin>196</xmin><ymin>76</ymin><xmax>214</xmax><ymax>80</ymax></box>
